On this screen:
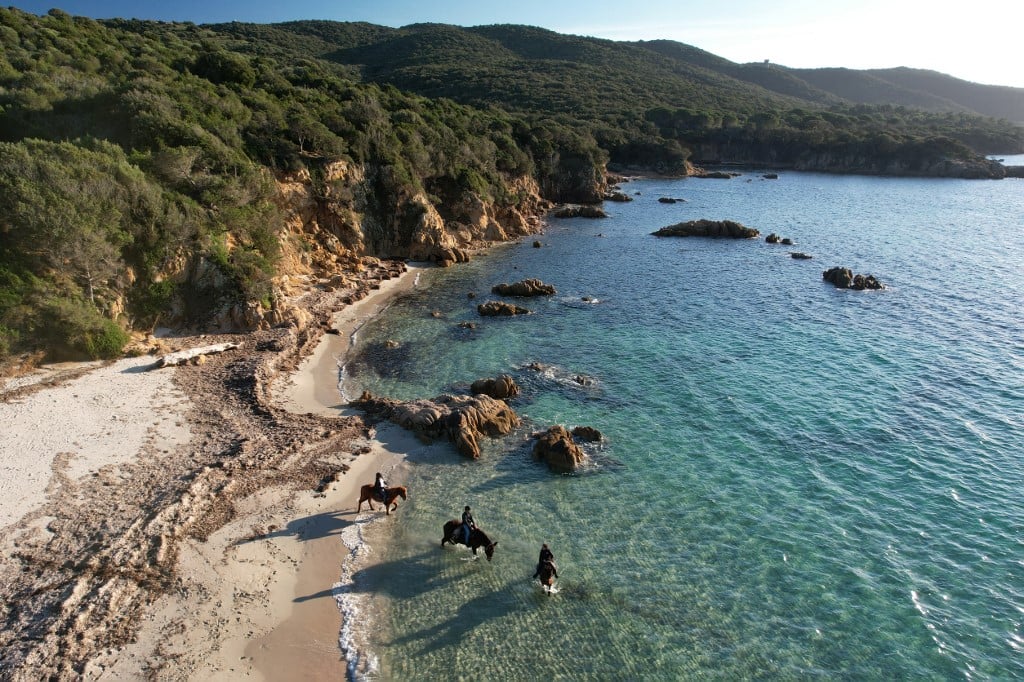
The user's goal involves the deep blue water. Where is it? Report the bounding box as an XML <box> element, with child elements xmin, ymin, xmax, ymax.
<box><xmin>342</xmin><ymin>170</ymin><xmax>1024</xmax><ymax>680</ymax></box>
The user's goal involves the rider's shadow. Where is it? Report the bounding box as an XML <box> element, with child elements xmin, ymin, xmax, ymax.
<box><xmin>347</xmin><ymin>550</ymin><xmax>459</xmax><ymax>601</ymax></box>
<box><xmin>389</xmin><ymin>580</ymin><xmax>523</xmax><ymax>656</ymax></box>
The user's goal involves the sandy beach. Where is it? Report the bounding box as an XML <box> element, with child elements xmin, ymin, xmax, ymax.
<box><xmin>0</xmin><ymin>260</ymin><xmax>427</xmax><ymax>680</ymax></box>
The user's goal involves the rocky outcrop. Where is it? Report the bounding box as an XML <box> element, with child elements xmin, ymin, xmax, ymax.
<box><xmin>571</xmin><ymin>426</ymin><xmax>602</xmax><ymax>442</ymax></box>
<box><xmin>1005</xmin><ymin>166</ymin><xmax>1024</xmax><ymax>178</ymax></box>
<box><xmin>822</xmin><ymin>267</ymin><xmax>884</xmax><ymax>290</ymax></box>
<box><xmin>694</xmin><ymin>170</ymin><xmax>741</xmax><ymax>179</ymax></box>
<box><xmin>478</xmin><ymin>301</ymin><xmax>532</xmax><ymax>316</ymax></box>
<box><xmin>652</xmin><ymin>220</ymin><xmax>759</xmax><ymax>239</ymax></box>
<box><xmin>470</xmin><ymin>375</ymin><xmax>520</xmax><ymax>400</ymax></box>
<box><xmin>604</xmin><ymin>191</ymin><xmax>633</xmax><ymax>202</ymax></box>
<box><xmin>491</xmin><ymin>279</ymin><xmax>556</xmax><ymax>297</ymax></box>
<box><xmin>532</xmin><ymin>425</ymin><xmax>587</xmax><ymax>473</ymax></box>
<box><xmin>355</xmin><ymin>391</ymin><xmax>520</xmax><ymax>459</ymax></box>
<box><xmin>554</xmin><ymin>205</ymin><xmax>608</xmax><ymax>219</ymax></box>
<box><xmin>658</xmin><ymin>197</ymin><xmax>686</xmax><ymax>203</ymax></box>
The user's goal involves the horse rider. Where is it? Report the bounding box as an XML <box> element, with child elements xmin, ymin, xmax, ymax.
<box><xmin>373</xmin><ymin>472</ymin><xmax>387</xmax><ymax>503</ymax></box>
<box><xmin>533</xmin><ymin>555</ymin><xmax>558</xmax><ymax>581</ymax></box>
<box><xmin>535</xmin><ymin>543</ymin><xmax>556</xmax><ymax>576</ymax></box>
<box><xmin>459</xmin><ymin>505</ymin><xmax>476</xmax><ymax>544</ymax></box>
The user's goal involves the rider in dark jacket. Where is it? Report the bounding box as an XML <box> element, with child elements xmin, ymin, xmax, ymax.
<box><xmin>534</xmin><ymin>543</ymin><xmax>556</xmax><ymax>577</ymax></box>
<box><xmin>373</xmin><ymin>472</ymin><xmax>386</xmax><ymax>503</ymax></box>
<box><xmin>460</xmin><ymin>505</ymin><xmax>475</xmax><ymax>544</ymax></box>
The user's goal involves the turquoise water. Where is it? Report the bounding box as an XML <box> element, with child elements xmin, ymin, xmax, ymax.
<box><xmin>343</xmin><ymin>171</ymin><xmax>1024</xmax><ymax>680</ymax></box>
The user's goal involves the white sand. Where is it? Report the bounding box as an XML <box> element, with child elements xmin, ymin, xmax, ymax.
<box><xmin>0</xmin><ymin>264</ymin><xmax>427</xmax><ymax>679</ymax></box>
<box><xmin>0</xmin><ymin>356</ymin><xmax>191</xmax><ymax>529</ymax></box>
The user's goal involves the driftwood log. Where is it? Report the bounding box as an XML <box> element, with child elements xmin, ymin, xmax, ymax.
<box><xmin>157</xmin><ymin>343</ymin><xmax>240</xmax><ymax>368</ymax></box>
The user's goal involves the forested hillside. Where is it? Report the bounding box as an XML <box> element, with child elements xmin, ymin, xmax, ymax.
<box><xmin>0</xmin><ymin>9</ymin><xmax>604</xmax><ymax>363</ymax></box>
<box><xmin>210</xmin><ymin>20</ymin><xmax>1023</xmax><ymax>170</ymax></box>
<box><xmin>1</xmin><ymin>9</ymin><xmax>1022</xmax><ymax>364</ymax></box>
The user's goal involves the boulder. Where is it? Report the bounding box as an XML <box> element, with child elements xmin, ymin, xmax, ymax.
<box><xmin>477</xmin><ymin>301</ymin><xmax>531</xmax><ymax>316</ymax></box>
<box><xmin>471</xmin><ymin>375</ymin><xmax>520</xmax><ymax>400</ymax></box>
<box><xmin>791</xmin><ymin>252</ymin><xmax>813</xmax><ymax>259</ymax></box>
<box><xmin>491</xmin><ymin>278</ymin><xmax>556</xmax><ymax>297</ymax></box>
<box><xmin>766</xmin><ymin>233</ymin><xmax>781</xmax><ymax>244</ymax></box>
<box><xmin>658</xmin><ymin>197</ymin><xmax>686</xmax><ymax>204</ymax></box>
<box><xmin>823</xmin><ymin>266</ymin><xmax>883</xmax><ymax>290</ymax></box>
<box><xmin>354</xmin><ymin>391</ymin><xmax>520</xmax><ymax>459</ymax></box>
<box><xmin>652</xmin><ymin>220</ymin><xmax>759</xmax><ymax>239</ymax></box>
<box><xmin>532</xmin><ymin>425</ymin><xmax>586</xmax><ymax>473</ymax></box>
<box><xmin>571</xmin><ymin>426</ymin><xmax>602</xmax><ymax>442</ymax></box>
<box><xmin>604</xmin><ymin>191</ymin><xmax>633</xmax><ymax>202</ymax></box>
<box><xmin>554</xmin><ymin>205</ymin><xmax>608</xmax><ymax>219</ymax></box>
<box><xmin>695</xmin><ymin>171</ymin><xmax>739</xmax><ymax>179</ymax></box>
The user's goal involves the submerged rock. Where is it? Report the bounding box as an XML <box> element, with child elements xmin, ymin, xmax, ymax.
<box><xmin>477</xmin><ymin>301</ymin><xmax>532</xmax><ymax>316</ymax></box>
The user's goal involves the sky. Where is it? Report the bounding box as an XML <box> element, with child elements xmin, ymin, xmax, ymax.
<box><xmin>8</xmin><ymin>0</ymin><xmax>1023</xmax><ymax>88</ymax></box>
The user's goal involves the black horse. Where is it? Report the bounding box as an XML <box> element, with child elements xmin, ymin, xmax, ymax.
<box><xmin>535</xmin><ymin>559</ymin><xmax>558</xmax><ymax>589</ymax></box>
<box><xmin>441</xmin><ymin>519</ymin><xmax>498</xmax><ymax>561</ymax></box>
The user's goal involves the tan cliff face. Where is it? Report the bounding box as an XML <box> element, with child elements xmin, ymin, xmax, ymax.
<box><xmin>273</xmin><ymin>162</ymin><xmax>548</xmax><ymax>279</ymax></box>
<box><xmin>129</xmin><ymin>163</ymin><xmax>552</xmax><ymax>335</ymax></box>
<box><xmin>179</xmin><ymin>163</ymin><xmax>552</xmax><ymax>332</ymax></box>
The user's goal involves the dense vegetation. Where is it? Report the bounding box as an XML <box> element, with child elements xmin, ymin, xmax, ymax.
<box><xmin>210</xmin><ymin>21</ymin><xmax>1024</xmax><ymax>170</ymax></box>
<box><xmin>0</xmin><ymin>9</ymin><xmax>603</xmax><ymax>362</ymax></box>
<box><xmin>1</xmin><ymin>8</ymin><xmax>1021</xmax><ymax>363</ymax></box>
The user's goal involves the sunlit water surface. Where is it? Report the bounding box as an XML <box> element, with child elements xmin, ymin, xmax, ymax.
<box><xmin>340</xmin><ymin>170</ymin><xmax>1023</xmax><ymax>680</ymax></box>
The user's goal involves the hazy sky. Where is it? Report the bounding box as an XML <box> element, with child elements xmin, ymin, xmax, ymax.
<box><xmin>9</xmin><ymin>0</ymin><xmax>1023</xmax><ymax>88</ymax></box>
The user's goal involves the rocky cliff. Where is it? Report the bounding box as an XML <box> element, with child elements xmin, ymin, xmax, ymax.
<box><xmin>158</xmin><ymin>161</ymin><xmax>554</xmax><ymax>334</ymax></box>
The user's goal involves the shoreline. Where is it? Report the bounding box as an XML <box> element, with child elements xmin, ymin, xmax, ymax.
<box><xmin>250</xmin><ymin>265</ymin><xmax>425</xmax><ymax>679</ymax></box>
<box><xmin>0</xmin><ymin>259</ymin><xmax>430</xmax><ymax>679</ymax></box>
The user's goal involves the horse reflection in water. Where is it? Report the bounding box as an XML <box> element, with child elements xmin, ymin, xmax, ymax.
<box><xmin>441</xmin><ymin>519</ymin><xmax>498</xmax><ymax>561</ymax></box>
<box><xmin>356</xmin><ymin>485</ymin><xmax>407</xmax><ymax>515</ymax></box>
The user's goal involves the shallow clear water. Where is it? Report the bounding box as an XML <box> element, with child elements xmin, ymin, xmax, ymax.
<box><xmin>343</xmin><ymin>171</ymin><xmax>1024</xmax><ymax>680</ymax></box>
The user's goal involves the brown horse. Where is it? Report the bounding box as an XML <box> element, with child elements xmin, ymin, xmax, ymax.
<box><xmin>441</xmin><ymin>519</ymin><xmax>498</xmax><ymax>561</ymax></box>
<box><xmin>357</xmin><ymin>485</ymin><xmax>407</xmax><ymax>514</ymax></box>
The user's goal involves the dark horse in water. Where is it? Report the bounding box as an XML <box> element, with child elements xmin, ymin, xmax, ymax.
<box><xmin>441</xmin><ymin>520</ymin><xmax>498</xmax><ymax>561</ymax></box>
<box><xmin>356</xmin><ymin>485</ymin><xmax>407</xmax><ymax>514</ymax></box>
<box><xmin>536</xmin><ymin>560</ymin><xmax>558</xmax><ymax>592</ymax></box>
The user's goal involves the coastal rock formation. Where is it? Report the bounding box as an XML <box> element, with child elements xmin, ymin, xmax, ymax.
<box><xmin>571</xmin><ymin>425</ymin><xmax>603</xmax><ymax>442</ymax></box>
<box><xmin>554</xmin><ymin>205</ymin><xmax>608</xmax><ymax>219</ymax></box>
<box><xmin>491</xmin><ymin>279</ymin><xmax>556</xmax><ymax>297</ymax></box>
<box><xmin>658</xmin><ymin>197</ymin><xmax>686</xmax><ymax>203</ymax></box>
<box><xmin>355</xmin><ymin>392</ymin><xmax>520</xmax><ymax>459</ymax></box>
<box><xmin>477</xmin><ymin>301</ymin><xmax>532</xmax><ymax>316</ymax></box>
<box><xmin>822</xmin><ymin>267</ymin><xmax>884</xmax><ymax>290</ymax></box>
<box><xmin>604</xmin><ymin>191</ymin><xmax>633</xmax><ymax>202</ymax></box>
<box><xmin>791</xmin><ymin>252</ymin><xmax>813</xmax><ymax>259</ymax></box>
<box><xmin>694</xmin><ymin>170</ymin><xmax>740</xmax><ymax>179</ymax></box>
<box><xmin>652</xmin><ymin>220</ymin><xmax>759</xmax><ymax>239</ymax></box>
<box><xmin>471</xmin><ymin>375</ymin><xmax>520</xmax><ymax>400</ymax></box>
<box><xmin>532</xmin><ymin>425</ymin><xmax>587</xmax><ymax>473</ymax></box>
